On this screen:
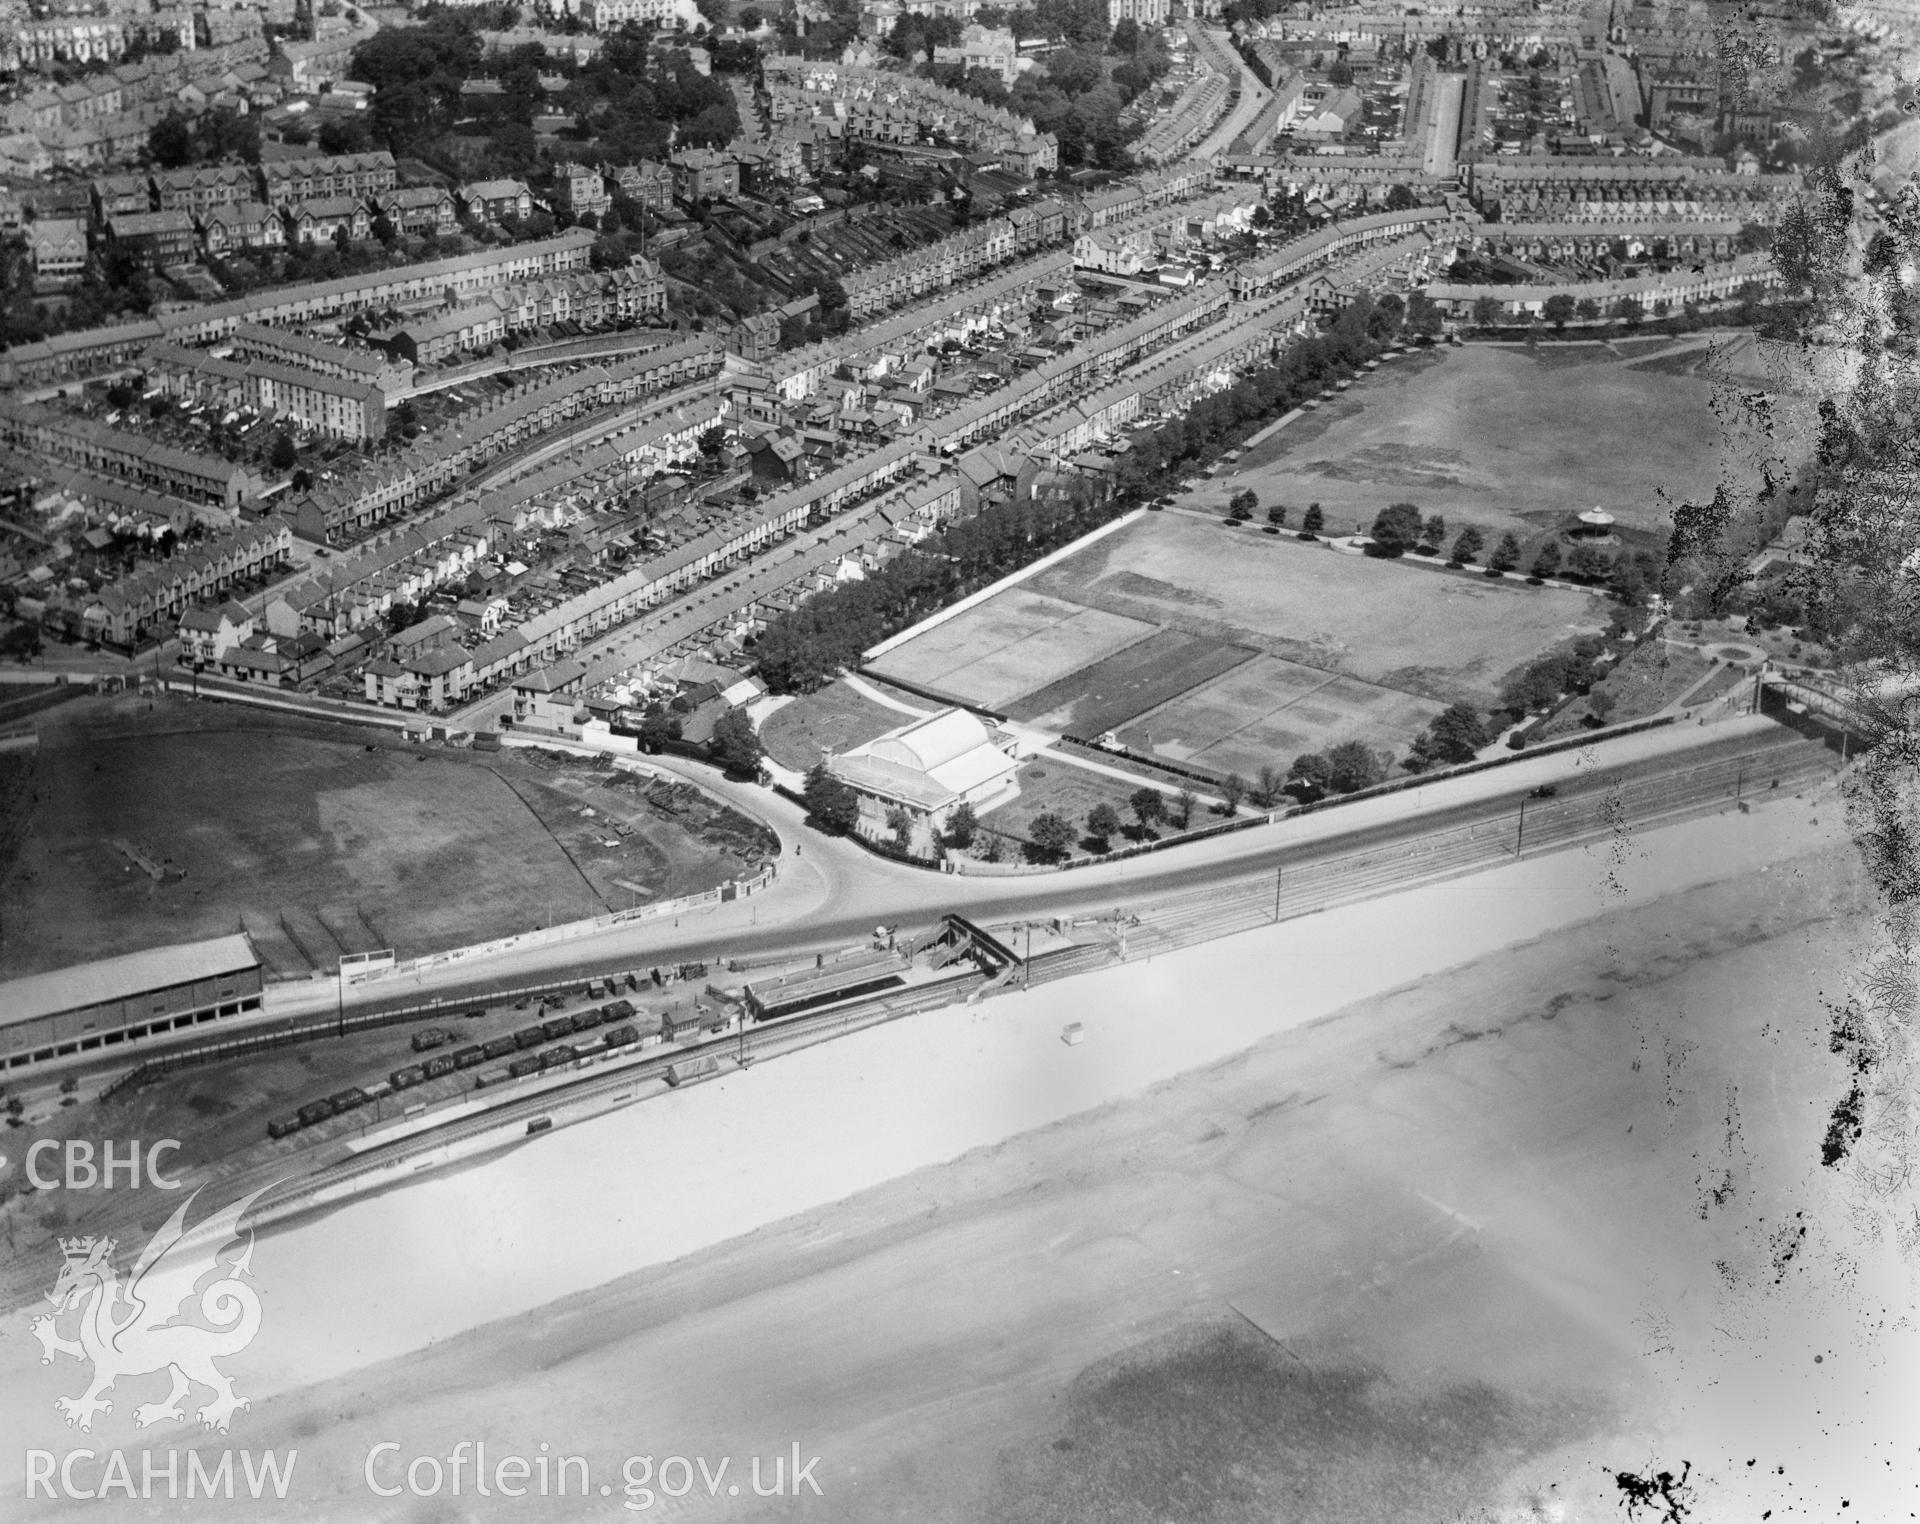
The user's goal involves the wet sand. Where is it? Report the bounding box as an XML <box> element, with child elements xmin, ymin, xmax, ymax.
<box><xmin>7</xmin><ymin>788</ymin><xmax>1909</xmax><ymax>1521</ymax></box>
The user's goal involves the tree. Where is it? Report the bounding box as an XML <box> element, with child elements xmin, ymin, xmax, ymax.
<box><xmin>1472</xmin><ymin>295</ymin><xmax>1502</xmax><ymax>329</ymax></box>
<box><xmin>1421</xmin><ymin>513</ymin><xmax>1446</xmax><ymax>550</ymax></box>
<box><xmin>1110</xmin><ymin>16</ymin><xmax>1139</xmax><ymax>51</ymax></box>
<box><xmin>1129</xmin><ymin>788</ymin><xmax>1165</xmax><ymax>830</ymax></box>
<box><xmin>1221</xmin><ymin>773</ymin><xmax>1247</xmax><ymax>815</ymax></box>
<box><xmin>1250</xmin><ymin>765</ymin><xmax>1286</xmax><ymax>808</ymax></box>
<box><xmin>1566</xmin><ymin>543</ymin><xmax>1613</xmax><ymax>583</ymax></box>
<box><xmin>1406</xmin><ymin>290</ymin><xmax>1443</xmax><ymax>338</ymax></box>
<box><xmin>708</xmin><ymin>708</ymin><xmax>764</xmax><ymax>779</ymax></box>
<box><xmin>1614</xmin><ymin>296</ymin><xmax>1644</xmax><ymax>329</ymax></box>
<box><xmin>1536</xmin><ymin>292</ymin><xmax>1576</xmax><ymax>333</ymax></box>
<box><xmin>1414</xmin><ymin>702</ymin><xmax>1490</xmax><ymax>767</ymax></box>
<box><xmin>945</xmin><ymin>800</ymin><xmax>977</xmax><ymax>848</ymax></box>
<box><xmin>269</xmin><ymin>432</ymin><xmax>298</xmax><ymax>470</ymax></box>
<box><xmin>1529</xmin><ymin>540</ymin><xmax>1564</xmax><ymax>582</ymax></box>
<box><xmin>1326</xmin><ymin>741</ymin><xmax>1383</xmax><ymax>794</ymax></box>
<box><xmin>1174</xmin><ymin>788</ymin><xmax>1197</xmax><ymax>829</ymax></box>
<box><xmin>1575</xmin><ymin>298</ymin><xmax>1600</xmax><ymax>323</ymax></box>
<box><xmin>1086</xmin><ymin>802</ymin><xmax>1121</xmax><ymax>848</ymax></box>
<box><xmin>1266</xmin><ymin>504</ymin><xmax>1287</xmax><ymax>528</ymax></box>
<box><xmin>1301</xmin><ymin>502</ymin><xmax>1325</xmax><ymax>537</ymax></box>
<box><xmin>803</xmin><ymin>761</ymin><xmax>859</xmax><ymax>834</ymax></box>
<box><xmin>1369</xmin><ymin>501</ymin><xmax>1423</xmax><ymax>557</ymax></box>
<box><xmin>149</xmin><ymin>114</ymin><xmax>194</xmax><ymax>168</ymax></box>
<box><xmin>1586</xmin><ymin>686</ymin><xmax>1617</xmax><ymax>724</ymax></box>
<box><xmin>1489</xmin><ymin>532</ymin><xmax>1522</xmax><ymax>573</ymax></box>
<box><xmin>1448</xmin><ymin>525</ymin><xmax>1484</xmax><ymax>565</ymax></box>
<box><xmin>697</xmin><ymin>425</ymin><xmax>726</xmax><ymax>456</ymax></box>
<box><xmin>885</xmin><ymin>805</ymin><xmax>915</xmax><ymax>851</ymax></box>
<box><xmin>0</xmin><ymin>622</ymin><xmax>44</xmax><ymax>661</ymax></box>
<box><xmin>1229</xmin><ymin>488</ymin><xmax>1258</xmax><ymax>521</ymax></box>
<box><xmin>1287</xmin><ymin>751</ymin><xmax>1332</xmax><ymax>796</ymax></box>
<box><xmin>1028</xmin><ymin>811</ymin><xmax>1076</xmax><ymax>860</ymax></box>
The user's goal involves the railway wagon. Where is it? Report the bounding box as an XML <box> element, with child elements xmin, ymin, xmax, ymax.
<box><xmin>329</xmin><ymin>1087</ymin><xmax>368</xmax><ymax>1114</ymax></box>
<box><xmin>507</xmin><ymin>1054</ymin><xmax>543</xmax><ymax>1079</ymax></box>
<box><xmin>452</xmin><ymin>1044</ymin><xmax>485</xmax><ymax>1069</ymax></box>
<box><xmin>267</xmin><ymin>1115</ymin><xmax>300</xmax><ymax>1139</ymax></box>
<box><xmin>570</xmin><ymin>1007</ymin><xmax>604</xmax><ymax>1034</ymax></box>
<box><xmin>390</xmin><ymin>1063</ymin><xmax>425</xmax><ymax>1090</ymax></box>
<box><xmin>538</xmin><ymin>1044</ymin><xmax>575</xmax><ymax>1070</ymax></box>
<box><xmin>482</xmin><ymin>1036</ymin><xmax>518</xmax><ymax>1061</ymax></box>
<box><xmin>297</xmin><ymin>1099</ymin><xmax>332</xmax><ymax>1128</ymax></box>
<box><xmin>541</xmin><ymin>1015</ymin><xmax>574</xmax><ymax>1042</ymax></box>
<box><xmin>411</xmin><ymin>1027</ymin><xmax>454</xmax><ymax>1054</ymax></box>
<box><xmin>423</xmin><ymin>1053</ymin><xmax>456</xmax><ymax>1080</ymax></box>
<box><xmin>514</xmin><ymin>1025</ymin><xmax>545</xmax><ymax>1050</ymax></box>
<box><xmin>603</xmin><ymin>1023</ymin><xmax>638</xmax><ymax>1049</ymax></box>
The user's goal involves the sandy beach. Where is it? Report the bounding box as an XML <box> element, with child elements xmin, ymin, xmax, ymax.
<box><xmin>6</xmin><ymin>782</ymin><xmax>1908</xmax><ymax>1521</ymax></box>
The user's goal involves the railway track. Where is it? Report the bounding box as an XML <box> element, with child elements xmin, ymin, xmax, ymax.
<box><xmin>237</xmin><ymin>737</ymin><xmax>1839</xmax><ymax>1230</ymax></box>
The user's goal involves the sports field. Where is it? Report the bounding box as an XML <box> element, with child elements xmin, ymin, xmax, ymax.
<box><xmin>1184</xmin><ymin>338</ymin><xmax>1798</xmax><ymax>542</ymax></box>
<box><xmin>865</xmin><ymin>588</ymin><xmax>1157</xmax><ymax>711</ymax></box>
<box><xmin>0</xmin><ymin>703</ymin><xmax>772</xmax><ymax>980</ymax></box>
<box><xmin>865</xmin><ymin>512</ymin><xmax>1604</xmax><ymax>777</ymax></box>
<box><xmin>1121</xmin><ymin>657</ymin><xmax>1445</xmax><ymax>779</ymax></box>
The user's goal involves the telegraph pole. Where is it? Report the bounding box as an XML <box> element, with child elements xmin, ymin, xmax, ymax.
<box><xmin>1515</xmin><ymin>796</ymin><xmax>1527</xmax><ymax>859</ymax></box>
<box><xmin>1272</xmin><ymin>862</ymin><xmax>1283</xmax><ymax>922</ymax></box>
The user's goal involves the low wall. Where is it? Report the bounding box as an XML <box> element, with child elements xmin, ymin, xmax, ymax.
<box><xmin>345</xmin><ymin>863</ymin><xmax>779</xmax><ymax>988</ymax></box>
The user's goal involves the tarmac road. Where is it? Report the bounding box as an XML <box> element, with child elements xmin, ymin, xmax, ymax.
<box><xmin>252</xmin><ymin>712</ymin><xmax>1834</xmax><ymax>1024</ymax></box>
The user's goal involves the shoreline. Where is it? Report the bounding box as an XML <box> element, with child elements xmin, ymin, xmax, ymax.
<box><xmin>4</xmin><ymin>785</ymin><xmax>1842</xmax><ymax>1429</ymax></box>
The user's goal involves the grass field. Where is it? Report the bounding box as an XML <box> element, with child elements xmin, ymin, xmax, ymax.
<box><xmin>0</xmin><ymin>702</ymin><xmax>771</xmax><ymax>980</ymax></box>
<box><xmin>1006</xmin><ymin>630</ymin><xmax>1257</xmax><ymax>737</ymax></box>
<box><xmin>975</xmin><ymin>757</ymin><xmax>1161</xmax><ymax>852</ymax></box>
<box><xmin>759</xmin><ymin>681</ymin><xmax>905</xmax><ymax>771</ymax></box>
<box><xmin>1029</xmin><ymin>514</ymin><xmax>1601</xmax><ymax>704</ymax></box>
<box><xmin>866</xmin><ymin>588</ymin><xmax>1157</xmax><ymax>712</ymax></box>
<box><xmin>867</xmin><ymin>512</ymin><xmax>1605</xmax><ymax>779</ymax></box>
<box><xmin>1121</xmin><ymin>656</ymin><xmax>1445</xmax><ymax>779</ymax></box>
<box><xmin>1183</xmin><ymin>339</ymin><xmax>1798</xmax><ymax>542</ymax></box>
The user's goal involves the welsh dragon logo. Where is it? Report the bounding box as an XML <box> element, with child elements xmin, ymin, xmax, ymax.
<box><xmin>31</xmin><ymin>1185</ymin><xmax>272</xmax><ymax>1434</ymax></box>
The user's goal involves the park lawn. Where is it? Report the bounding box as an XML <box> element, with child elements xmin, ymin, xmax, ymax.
<box><xmin>760</xmin><ymin>681</ymin><xmax>906</xmax><ymax>771</ymax></box>
<box><xmin>1535</xmin><ymin>640</ymin><xmax>1713</xmax><ymax>739</ymax></box>
<box><xmin>1170</xmin><ymin>340</ymin><xmax>1789</xmax><ymax>541</ymax></box>
<box><xmin>1029</xmin><ymin>512</ymin><xmax>1606</xmax><ymax>708</ymax></box>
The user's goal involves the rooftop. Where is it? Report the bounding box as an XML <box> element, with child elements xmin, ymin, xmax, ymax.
<box><xmin>0</xmin><ymin>933</ymin><xmax>260</xmax><ymax>1031</ymax></box>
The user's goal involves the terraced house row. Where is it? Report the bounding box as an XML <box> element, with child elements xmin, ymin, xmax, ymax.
<box><xmin>762</xmin><ymin>55</ymin><xmax>1057</xmax><ymax>169</ymax></box>
<box><xmin>0</xmin><ymin>230</ymin><xmax>599</xmax><ymax>387</ymax></box>
<box><xmin>839</xmin><ymin>214</ymin><xmax>1024</xmax><ymax>322</ymax></box>
<box><xmin>1461</xmin><ymin>157</ymin><xmax>1798</xmax><ymax>222</ymax></box>
<box><xmin>1229</xmin><ymin>205</ymin><xmax>1459</xmax><ymax>299</ymax></box>
<box><xmin>142</xmin><ymin>344</ymin><xmax>389</xmax><ymax>443</ymax></box>
<box><xmin>0</xmin><ymin>399</ymin><xmax>266</xmax><ymax>507</ymax></box>
<box><xmin>34</xmin><ymin>520</ymin><xmax>293</xmax><ymax>646</ymax></box>
<box><xmin>1459</xmin><ymin>220</ymin><xmax>1749</xmax><ymax>264</ymax></box>
<box><xmin>365</xmin><ymin>261</ymin><xmax>666</xmax><ymax>367</ymax></box>
<box><xmin>284</xmin><ymin>337</ymin><xmax>725</xmax><ymax>545</ymax></box>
